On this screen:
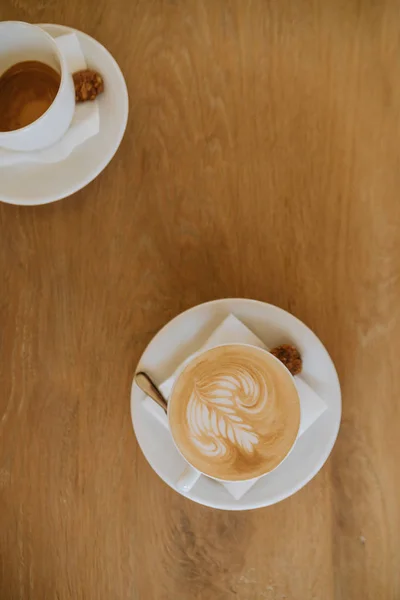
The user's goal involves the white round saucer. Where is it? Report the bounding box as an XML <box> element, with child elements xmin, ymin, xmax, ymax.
<box><xmin>131</xmin><ymin>299</ymin><xmax>341</xmax><ymax>511</ymax></box>
<box><xmin>0</xmin><ymin>24</ymin><xmax>128</xmax><ymax>205</ymax></box>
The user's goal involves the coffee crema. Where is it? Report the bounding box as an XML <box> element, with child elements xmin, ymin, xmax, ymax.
<box><xmin>0</xmin><ymin>61</ymin><xmax>61</xmax><ymax>132</ymax></box>
<box><xmin>169</xmin><ymin>345</ymin><xmax>301</xmax><ymax>481</ymax></box>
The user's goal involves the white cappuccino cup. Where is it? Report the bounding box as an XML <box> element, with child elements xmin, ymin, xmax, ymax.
<box><xmin>168</xmin><ymin>344</ymin><xmax>301</xmax><ymax>493</ymax></box>
<box><xmin>0</xmin><ymin>21</ymin><xmax>75</xmax><ymax>151</ymax></box>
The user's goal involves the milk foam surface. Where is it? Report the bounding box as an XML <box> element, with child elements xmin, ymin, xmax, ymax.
<box><xmin>169</xmin><ymin>345</ymin><xmax>300</xmax><ymax>481</ymax></box>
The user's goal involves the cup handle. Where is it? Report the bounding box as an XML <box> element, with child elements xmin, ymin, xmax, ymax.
<box><xmin>176</xmin><ymin>465</ymin><xmax>201</xmax><ymax>493</ymax></box>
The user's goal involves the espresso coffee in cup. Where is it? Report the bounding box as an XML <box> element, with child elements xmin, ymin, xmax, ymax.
<box><xmin>0</xmin><ymin>22</ymin><xmax>75</xmax><ymax>151</ymax></box>
<box><xmin>0</xmin><ymin>60</ymin><xmax>61</xmax><ymax>132</ymax></box>
<box><xmin>169</xmin><ymin>344</ymin><xmax>300</xmax><ymax>482</ymax></box>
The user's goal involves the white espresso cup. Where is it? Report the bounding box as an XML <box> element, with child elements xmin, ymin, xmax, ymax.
<box><xmin>167</xmin><ymin>343</ymin><xmax>301</xmax><ymax>494</ymax></box>
<box><xmin>0</xmin><ymin>21</ymin><xmax>75</xmax><ymax>151</ymax></box>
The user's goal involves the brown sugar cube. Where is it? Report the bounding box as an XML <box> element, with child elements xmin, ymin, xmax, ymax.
<box><xmin>73</xmin><ymin>69</ymin><xmax>104</xmax><ymax>102</ymax></box>
<box><xmin>270</xmin><ymin>344</ymin><xmax>303</xmax><ymax>376</ymax></box>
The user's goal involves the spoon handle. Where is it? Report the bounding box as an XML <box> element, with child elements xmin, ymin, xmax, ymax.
<box><xmin>135</xmin><ymin>371</ymin><xmax>168</xmax><ymax>414</ymax></box>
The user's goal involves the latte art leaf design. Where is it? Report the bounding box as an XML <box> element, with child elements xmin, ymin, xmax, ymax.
<box><xmin>186</xmin><ymin>368</ymin><xmax>269</xmax><ymax>458</ymax></box>
<box><xmin>170</xmin><ymin>345</ymin><xmax>301</xmax><ymax>481</ymax></box>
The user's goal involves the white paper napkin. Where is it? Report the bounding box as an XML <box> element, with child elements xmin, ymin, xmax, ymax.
<box><xmin>0</xmin><ymin>33</ymin><xmax>99</xmax><ymax>167</ymax></box>
<box><xmin>143</xmin><ymin>314</ymin><xmax>327</xmax><ymax>500</ymax></box>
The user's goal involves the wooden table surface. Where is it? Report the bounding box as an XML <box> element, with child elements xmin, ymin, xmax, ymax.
<box><xmin>1</xmin><ymin>1</ymin><xmax>400</xmax><ymax>598</ymax></box>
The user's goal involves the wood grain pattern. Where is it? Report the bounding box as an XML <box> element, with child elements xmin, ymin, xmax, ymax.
<box><xmin>1</xmin><ymin>1</ymin><xmax>400</xmax><ymax>598</ymax></box>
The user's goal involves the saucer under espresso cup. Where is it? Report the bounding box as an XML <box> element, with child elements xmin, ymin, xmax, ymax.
<box><xmin>164</xmin><ymin>343</ymin><xmax>301</xmax><ymax>493</ymax></box>
<box><xmin>131</xmin><ymin>299</ymin><xmax>341</xmax><ymax>510</ymax></box>
<box><xmin>0</xmin><ymin>23</ymin><xmax>128</xmax><ymax>206</ymax></box>
<box><xmin>0</xmin><ymin>21</ymin><xmax>75</xmax><ymax>151</ymax></box>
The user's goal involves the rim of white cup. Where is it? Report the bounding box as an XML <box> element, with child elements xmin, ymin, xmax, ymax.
<box><xmin>0</xmin><ymin>21</ymin><xmax>68</xmax><ymax>137</ymax></box>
